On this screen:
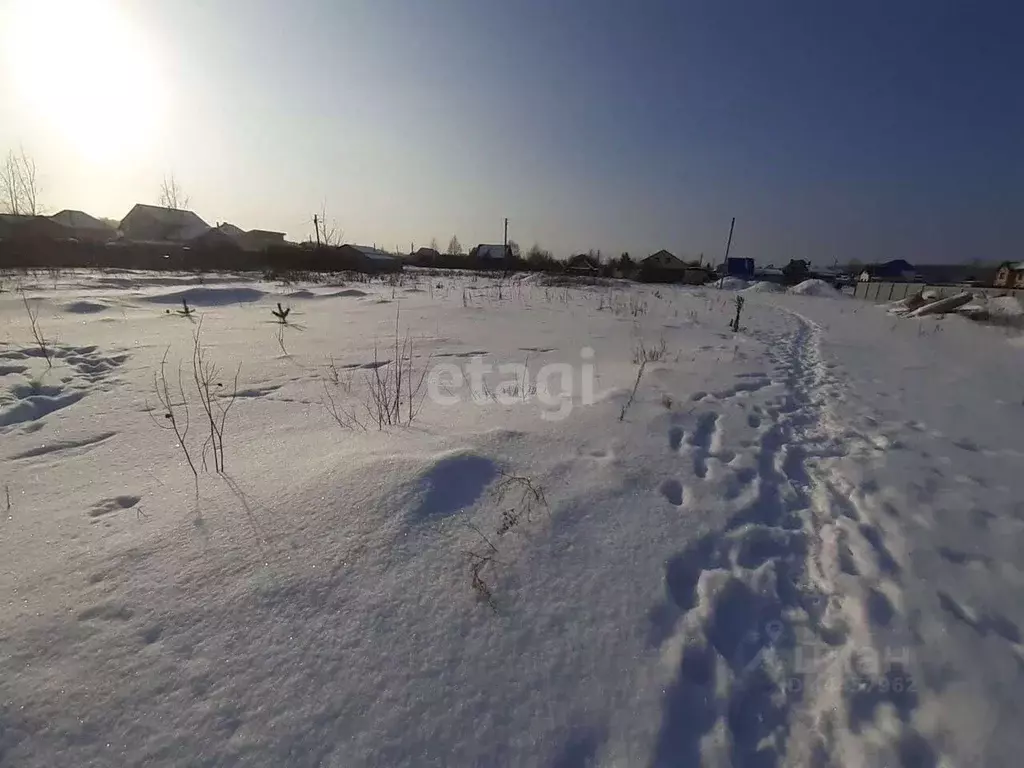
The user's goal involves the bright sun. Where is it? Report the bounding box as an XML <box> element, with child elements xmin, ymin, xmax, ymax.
<box><xmin>3</xmin><ymin>0</ymin><xmax>166</xmax><ymax>161</ymax></box>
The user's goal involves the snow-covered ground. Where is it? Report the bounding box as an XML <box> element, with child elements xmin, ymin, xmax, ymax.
<box><xmin>2</xmin><ymin>269</ymin><xmax>1023</xmax><ymax>767</ymax></box>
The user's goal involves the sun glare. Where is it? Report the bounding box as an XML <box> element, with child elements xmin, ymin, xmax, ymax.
<box><xmin>4</xmin><ymin>0</ymin><xmax>166</xmax><ymax>161</ymax></box>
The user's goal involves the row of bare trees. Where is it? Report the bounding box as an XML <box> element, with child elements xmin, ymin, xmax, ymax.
<box><xmin>1</xmin><ymin>144</ymin><xmax>195</xmax><ymax>218</ymax></box>
<box><xmin>1</xmin><ymin>148</ymin><xmax>40</xmax><ymax>215</ymax></box>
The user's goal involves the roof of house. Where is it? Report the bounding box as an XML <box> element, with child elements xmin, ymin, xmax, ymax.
<box><xmin>349</xmin><ymin>245</ymin><xmax>399</xmax><ymax>262</ymax></box>
<box><xmin>884</xmin><ymin>259</ymin><xmax>915</xmax><ymax>271</ymax></box>
<box><xmin>644</xmin><ymin>249</ymin><xmax>682</xmax><ymax>263</ymax></box>
<box><xmin>246</xmin><ymin>229</ymin><xmax>285</xmax><ymax>238</ymax></box>
<box><xmin>216</xmin><ymin>222</ymin><xmax>246</xmax><ymax>238</ymax></box>
<box><xmin>120</xmin><ymin>204</ymin><xmax>210</xmax><ymax>241</ymax></box>
<box><xmin>474</xmin><ymin>244</ymin><xmax>509</xmax><ymax>260</ymax></box>
<box><xmin>0</xmin><ymin>214</ymin><xmax>66</xmax><ymax>232</ymax></box>
<box><xmin>0</xmin><ymin>213</ymin><xmax>35</xmax><ymax>224</ymax></box>
<box><xmin>860</xmin><ymin>259</ymin><xmax>916</xmax><ymax>277</ymax></box>
<box><xmin>49</xmin><ymin>209</ymin><xmax>114</xmax><ymax>230</ymax></box>
<box><xmin>999</xmin><ymin>261</ymin><xmax>1024</xmax><ymax>271</ymax></box>
<box><xmin>568</xmin><ymin>253</ymin><xmax>600</xmax><ymax>266</ymax></box>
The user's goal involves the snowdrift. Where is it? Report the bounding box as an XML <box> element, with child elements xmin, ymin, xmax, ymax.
<box><xmin>989</xmin><ymin>295</ymin><xmax>1024</xmax><ymax>318</ymax></box>
<box><xmin>788</xmin><ymin>279</ymin><xmax>841</xmax><ymax>297</ymax></box>
<box><xmin>741</xmin><ymin>281</ymin><xmax>785</xmax><ymax>294</ymax></box>
<box><xmin>716</xmin><ymin>277</ymin><xmax>749</xmax><ymax>290</ymax></box>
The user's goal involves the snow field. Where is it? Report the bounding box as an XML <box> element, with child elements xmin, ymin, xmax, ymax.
<box><xmin>1</xmin><ymin>270</ymin><xmax>1022</xmax><ymax>766</ymax></box>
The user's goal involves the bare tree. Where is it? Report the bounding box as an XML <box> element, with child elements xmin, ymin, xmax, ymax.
<box><xmin>158</xmin><ymin>174</ymin><xmax>190</xmax><ymax>210</ymax></box>
<box><xmin>429</xmin><ymin>237</ymin><xmax>439</xmax><ymax>252</ymax></box>
<box><xmin>508</xmin><ymin>239</ymin><xmax>521</xmax><ymax>259</ymax></box>
<box><xmin>314</xmin><ymin>201</ymin><xmax>343</xmax><ymax>246</ymax></box>
<box><xmin>0</xmin><ymin>148</ymin><xmax>41</xmax><ymax>215</ymax></box>
<box><xmin>447</xmin><ymin>235</ymin><xmax>463</xmax><ymax>256</ymax></box>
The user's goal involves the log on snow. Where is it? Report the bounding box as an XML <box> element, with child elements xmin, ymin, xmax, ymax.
<box><xmin>907</xmin><ymin>292</ymin><xmax>973</xmax><ymax>318</ymax></box>
<box><xmin>887</xmin><ymin>292</ymin><xmax>927</xmax><ymax>315</ymax></box>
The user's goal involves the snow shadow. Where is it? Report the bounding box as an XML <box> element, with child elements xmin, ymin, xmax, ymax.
<box><xmin>413</xmin><ymin>452</ymin><xmax>498</xmax><ymax>518</ymax></box>
<box><xmin>139</xmin><ymin>287</ymin><xmax>266</xmax><ymax>306</ymax></box>
<box><xmin>61</xmin><ymin>300</ymin><xmax>110</xmax><ymax>314</ymax></box>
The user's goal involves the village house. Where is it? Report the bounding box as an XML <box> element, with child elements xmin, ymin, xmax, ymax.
<box><xmin>993</xmin><ymin>261</ymin><xmax>1024</xmax><ymax>289</ymax></box>
<box><xmin>119</xmin><ymin>203</ymin><xmax>210</xmax><ymax>243</ymax></box>
<box><xmin>48</xmin><ymin>209</ymin><xmax>116</xmax><ymax>242</ymax></box>
<box><xmin>337</xmin><ymin>244</ymin><xmax>403</xmax><ymax>273</ymax></box>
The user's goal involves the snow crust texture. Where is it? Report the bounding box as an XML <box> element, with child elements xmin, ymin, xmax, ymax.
<box><xmin>1</xmin><ymin>270</ymin><xmax>1022</xmax><ymax>767</ymax></box>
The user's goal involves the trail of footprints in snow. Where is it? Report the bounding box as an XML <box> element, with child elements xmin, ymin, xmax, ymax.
<box><xmin>647</xmin><ymin>312</ymin><xmax>938</xmax><ymax>767</ymax></box>
<box><xmin>661</xmin><ymin>411</ymin><xmax>738</xmax><ymax>506</ymax></box>
<box><xmin>0</xmin><ymin>343</ymin><xmax>129</xmax><ymax>432</ymax></box>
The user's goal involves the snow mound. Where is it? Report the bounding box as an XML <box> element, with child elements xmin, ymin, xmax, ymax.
<box><xmin>326</xmin><ymin>289</ymin><xmax>369</xmax><ymax>298</ymax></box>
<box><xmin>717</xmin><ymin>277</ymin><xmax>749</xmax><ymax>291</ymax></box>
<box><xmin>139</xmin><ymin>287</ymin><xmax>266</xmax><ymax>306</ymax></box>
<box><xmin>286</xmin><ymin>289</ymin><xmax>316</xmax><ymax>299</ymax></box>
<box><xmin>512</xmin><ymin>272</ymin><xmax>545</xmax><ymax>284</ymax></box>
<box><xmin>789</xmin><ymin>279</ymin><xmax>840</xmax><ymax>297</ymax></box>
<box><xmin>988</xmin><ymin>296</ymin><xmax>1024</xmax><ymax>317</ymax></box>
<box><xmin>61</xmin><ymin>301</ymin><xmax>109</xmax><ymax>314</ymax></box>
<box><xmin>956</xmin><ymin>303</ymin><xmax>989</xmax><ymax>320</ymax></box>
<box><xmin>741</xmin><ymin>281</ymin><xmax>785</xmax><ymax>294</ymax></box>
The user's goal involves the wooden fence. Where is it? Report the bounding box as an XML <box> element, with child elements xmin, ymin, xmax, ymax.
<box><xmin>853</xmin><ymin>281</ymin><xmax>1024</xmax><ymax>304</ymax></box>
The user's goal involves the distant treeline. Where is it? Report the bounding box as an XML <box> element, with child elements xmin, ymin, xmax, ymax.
<box><xmin>0</xmin><ymin>238</ymin><xmax>371</xmax><ymax>273</ymax></box>
<box><xmin>0</xmin><ymin>236</ymin><xmax>720</xmax><ymax>284</ymax></box>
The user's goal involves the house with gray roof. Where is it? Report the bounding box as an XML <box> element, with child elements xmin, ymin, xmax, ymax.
<box><xmin>470</xmin><ymin>244</ymin><xmax>514</xmax><ymax>269</ymax></box>
<box><xmin>119</xmin><ymin>203</ymin><xmax>210</xmax><ymax>243</ymax></box>
<box><xmin>49</xmin><ymin>209</ymin><xmax>116</xmax><ymax>242</ymax></box>
<box><xmin>337</xmin><ymin>244</ymin><xmax>403</xmax><ymax>273</ymax></box>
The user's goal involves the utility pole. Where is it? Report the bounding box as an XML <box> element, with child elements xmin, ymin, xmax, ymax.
<box><xmin>719</xmin><ymin>217</ymin><xmax>736</xmax><ymax>289</ymax></box>
<box><xmin>313</xmin><ymin>214</ymin><xmax>321</xmax><ymax>248</ymax></box>
<box><xmin>504</xmin><ymin>217</ymin><xmax>508</xmax><ymax>250</ymax></box>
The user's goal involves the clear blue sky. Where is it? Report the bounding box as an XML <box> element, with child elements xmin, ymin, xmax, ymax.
<box><xmin>1</xmin><ymin>0</ymin><xmax>1020</xmax><ymax>264</ymax></box>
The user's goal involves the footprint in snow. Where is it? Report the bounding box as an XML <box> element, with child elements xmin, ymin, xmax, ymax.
<box><xmin>660</xmin><ymin>479</ymin><xmax>684</xmax><ymax>506</ymax></box>
<box><xmin>88</xmin><ymin>495</ymin><xmax>141</xmax><ymax>518</ymax></box>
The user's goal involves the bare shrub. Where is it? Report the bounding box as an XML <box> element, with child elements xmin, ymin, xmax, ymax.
<box><xmin>148</xmin><ymin>349</ymin><xmax>200</xmax><ymax>510</ymax></box>
<box><xmin>191</xmin><ymin>320</ymin><xmax>240</xmax><ymax>474</ymax></box>
<box><xmin>628</xmin><ymin>295</ymin><xmax>647</xmax><ymax>316</ymax></box>
<box><xmin>632</xmin><ymin>338</ymin><xmax>667</xmax><ymax>365</ymax></box>
<box><xmin>20</xmin><ymin>291</ymin><xmax>52</xmax><ymax>368</ymax></box>
<box><xmin>320</xmin><ymin>311</ymin><xmax>429</xmax><ymax>431</ymax></box>
<box><xmin>463</xmin><ymin>468</ymin><xmax>549</xmax><ymax>610</ymax></box>
<box><xmin>465</xmin><ymin>531</ymin><xmax>499</xmax><ymax>611</ymax></box>
<box><xmin>322</xmin><ymin>378</ymin><xmax>367</xmax><ymax>431</ymax></box>
<box><xmin>493</xmin><ymin>470</ymin><xmax>548</xmax><ymax>536</ymax></box>
<box><xmin>619</xmin><ymin>359</ymin><xmax>648</xmax><ymax>422</ymax></box>
<box><xmin>364</xmin><ymin>309</ymin><xmax>431</xmax><ymax>428</ymax></box>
